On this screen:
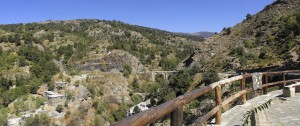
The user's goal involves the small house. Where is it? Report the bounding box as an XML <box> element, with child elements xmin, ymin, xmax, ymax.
<box><xmin>55</xmin><ymin>82</ymin><xmax>67</xmax><ymax>90</ymax></box>
<box><xmin>44</xmin><ymin>91</ymin><xmax>66</xmax><ymax>105</ymax></box>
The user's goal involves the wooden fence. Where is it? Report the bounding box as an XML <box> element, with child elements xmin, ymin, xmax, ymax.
<box><xmin>111</xmin><ymin>70</ymin><xmax>300</xmax><ymax>126</ymax></box>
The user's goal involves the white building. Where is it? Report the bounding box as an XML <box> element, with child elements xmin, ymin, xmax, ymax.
<box><xmin>128</xmin><ymin>101</ymin><xmax>150</xmax><ymax>116</ymax></box>
<box><xmin>44</xmin><ymin>91</ymin><xmax>66</xmax><ymax>105</ymax></box>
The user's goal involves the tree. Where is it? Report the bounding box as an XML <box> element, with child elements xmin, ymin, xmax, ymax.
<box><xmin>246</xmin><ymin>13</ymin><xmax>252</xmax><ymax>20</ymax></box>
<box><xmin>169</xmin><ymin>70</ymin><xmax>193</xmax><ymax>96</ymax></box>
<box><xmin>202</xmin><ymin>70</ymin><xmax>219</xmax><ymax>86</ymax></box>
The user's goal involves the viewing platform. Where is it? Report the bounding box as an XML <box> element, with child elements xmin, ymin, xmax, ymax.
<box><xmin>210</xmin><ymin>90</ymin><xmax>300</xmax><ymax>125</ymax></box>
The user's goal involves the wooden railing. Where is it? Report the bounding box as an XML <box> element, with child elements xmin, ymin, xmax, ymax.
<box><xmin>111</xmin><ymin>70</ymin><xmax>300</xmax><ymax>126</ymax></box>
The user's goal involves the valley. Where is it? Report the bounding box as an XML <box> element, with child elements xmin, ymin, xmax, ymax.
<box><xmin>0</xmin><ymin>0</ymin><xmax>300</xmax><ymax>126</ymax></box>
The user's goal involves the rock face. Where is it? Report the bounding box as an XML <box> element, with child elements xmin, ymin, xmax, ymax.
<box><xmin>88</xmin><ymin>72</ymin><xmax>131</xmax><ymax>104</ymax></box>
<box><xmin>77</xmin><ymin>50</ymin><xmax>148</xmax><ymax>73</ymax></box>
<box><xmin>187</xmin><ymin>0</ymin><xmax>300</xmax><ymax>71</ymax></box>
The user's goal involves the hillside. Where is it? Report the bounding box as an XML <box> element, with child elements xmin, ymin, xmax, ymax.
<box><xmin>0</xmin><ymin>19</ymin><xmax>203</xmax><ymax>125</ymax></box>
<box><xmin>186</xmin><ymin>0</ymin><xmax>300</xmax><ymax>72</ymax></box>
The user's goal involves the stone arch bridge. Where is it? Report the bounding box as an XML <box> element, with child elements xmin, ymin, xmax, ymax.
<box><xmin>138</xmin><ymin>71</ymin><xmax>178</xmax><ymax>81</ymax></box>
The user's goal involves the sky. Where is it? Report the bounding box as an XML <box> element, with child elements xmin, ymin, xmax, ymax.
<box><xmin>0</xmin><ymin>0</ymin><xmax>274</xmax><ymax>32</ymax></box>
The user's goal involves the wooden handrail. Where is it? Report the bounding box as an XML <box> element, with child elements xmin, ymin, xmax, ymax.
<box><xmin>111</xmin><ymin>70</ymin><xmax>300</xmax><ymax>126</ymax></box>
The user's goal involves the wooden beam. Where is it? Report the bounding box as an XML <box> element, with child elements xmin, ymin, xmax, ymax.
<box><xmin>111</xmin><ymin>85</ymin><xmax>214</xmax><ymax>126</ymax></box>
<box><xmin>112</xmin><ymin>75</ymin><xmax>244</xmax><ymax>126</ymax></box>
<box><xmin>241</xmin><ymin>78</ymin><xmax>246</xmax><ymax>104</ymax></box>
<box><xmin>215</xmin><ymin>85</ymin><xmax>222</xmax><ymax>125</ymax></box>
<box><xmin>263</xmin><ymin>74</ymin><xmax>268</xmax><ymax>94</ymax></box>
<box><xmin>283</xmin><ymin>73</ymin><xmax>286</xmax><ymax>87</ymax></box>
<box><xmin>111</xmin><ymin>71</ymin><xmax>300</xmax><ymax>126</ymax></box>
<box><xmin>264</xmin><ymin>70</ymin><xmax>300</xmax><ymax>75</ymax></box>
<box><xmin>171</xmin><ymin>106</ymin><xmax>183</xmax><ymax>126</ymax></box>
<box><xmin>262</xmin><ymin>79</ymin><xmax>300</xmax><ymax>88</ymax></box>
<box><xmin>222</xmin><ymin>90</ymin><xmax>248</xmax><ymax>106</ymax></box>
<box><xmin>193</xmin><ymin>105</ymin><xmax>221</xmax><ymax>126</ymax></box>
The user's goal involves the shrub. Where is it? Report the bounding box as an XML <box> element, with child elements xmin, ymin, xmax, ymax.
<box><xmin>169</xmin><ymin>70</ymin><xmax>193</xmax><ymax>96</ymax></box>
<box><xmin>56</xmin><ymin>105</ymin><xmax>64</xmax><ymax>113</ymax></box>
<box><xmin>122</xmin><ymin>64</ymin><xmax>132</xmax><ymax>78</ymax></box>
<box><xmin>0</xmin><ymin>107</ymin><xmax>8</xmax><ymax>126</ymax></box>
<box><xmin>74</xmin><ymin>80</ymin><xmax>80</xmax><ymax>87</ymax></box>
<box><xmin>48</xmin><ymin>83</ymin><xmax>55</xmax><ymax>91</ymax></box>
<box><xmin>244</xmin><ymin>40</ymin><xmax>254</xmax><ymax>48</ymax></box>
<box><xmin>24</xmin><ymin>113</ymin><xmax>50</xmax><ymax>126</ymax></box>
<box><xmin>230</xmin><ymin>46</ymin><xmax>245</xmax><ymax>56</ymax></box>
<box><xmin>222</xmin><ymin>27</ymin><xmax>232</xmax><ymax>35</ymax></box>
<box><xmin>202</xmin><ymin>70</ymin><xmax>219</xmax><ymax>86</ymax></box>
<box><xmin>131</xmin><ymin>94</ymin><xmax>143</xmax><ymax>104</ymax></box>
<box><xmin>287</xmin><ymin>40</ymin><xmax>295</xmax><ymax>49</ymax></box>
<box><xmin>246</xmin><ymin>13</ymin><xmax>252</xmax><ymax>20</ymax></box>
<box><xmin>133</xmin><ymin>106</ymin><xmax>141</xmax><ymax>113</ymax></box>
<box><xmin>131</xmin><ymin>78</ymin><xmax>139</xmax><ymax>91</ymax></box>
<box><xmin>112</xmin><ymin>109</ymin><xmax>126</xmax><ymax>121</ymax></box>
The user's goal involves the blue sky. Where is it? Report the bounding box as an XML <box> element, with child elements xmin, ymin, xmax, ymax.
<box><xmin>0</xmin><ymin>0</ymin><xmax>273</xmax><ymax>32</ymax></box>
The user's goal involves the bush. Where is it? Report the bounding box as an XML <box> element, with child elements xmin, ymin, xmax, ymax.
<box><xmin>244</xmin><ymin>40</ymin><xmax>254</xmax><ymax>48</ymax></box>
<box><xmin>56</xmin><ymin>105</ymin><xmax>64</xmax><ymax>113</ymax></box>
<box><xmin>112</xmin><ymin>109</ymin><xmax>126</xmax><ymax>122</ymax></box>
<box><xmin>48</xmin><ymin>83</ymin><xmax>55</xmax><ymax>91</ymax></box>
<box><xmin>131</xmin><ymin>94</ymin><xmax>143</xmax><ymax>104</ymax></box>
<box><xmin>133</xmin><ymin>106</ymin><xmax>141</xmax><ymax>113</ymax></box>
<box><xmin>0</xmin><ymin>107</ymin><xmax>8</xmax><ymax>126</ymax></box>
<box><xmin>202</xmin><ymin>70</ymin><xmax>219</xmax><ymax>86</ymax></box>
<box><xmin>131</xmin><ymin>78</ymin><xmax>139</xmax><ymax>91</ymax></box>
<box><xmin>287</xmin><ymin>40</ymin><xmax>295</xmax><ymax>49</ymax></box>
<box><xmin>246</xmin><ymin>13</ymin><xmax>252</xmax><ymax>20</ymax></box>
<box><xmin>122</xmin><ymin>64</ymin><xmax>132</xmax><ymax>78</ymax></box>
<box><xmin>24</xmin><ymin>113</ymin><xmax>50</xmax><ymax>126</ymax></box>
<box><xmin>74</xmin><ymin>80</ymin><xmax>80</xmax><ymax>87</ymax></box>
<box><xmin>222</xmin><ymin>27</ymin><xmax>232</xmax><ymax>35</ymax></box>
<box><xmin>169</xmin><ymin>70</ymin><xmax>193</xmax><ymax>96</ymax></box>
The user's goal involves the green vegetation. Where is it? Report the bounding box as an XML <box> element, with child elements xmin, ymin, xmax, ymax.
<box><xmin>0</xmin><ymin>107</ymin><xmax>8</xmax><ymax>126</ymax></box>
<box><xmin>24</xmin><ymin>113</ymin><xmax>51</xmax><ymax>126</ymax></box>
<box><xmin>131</xmin><ymin>94</ymin><xmax>143</xmax><ymax>104</ymax></box>
<box><xmin>122</xmin><ymin>64</ymin><xmax>132</xmax><ymax>78</ymax></box>
<box><xmin>202</xmin><ymin>70</ymin><xmax>219</xmax><ymax>86</ymax></box>
<box><xmin>56</xmin><ymin>105</ymin><xmax>64</xmax><ymax>113</ymax></box>
<box><xmin>222</xmin><ymin>27</ymin><xmax>232</xmax><ymax>35</ymax></box>
<box><xmin>246</xmin><ymin>13</ymin><xmax>252</xmax><ymax>20</ymax></box>
<box><xmin>243</xmin><ymin>99</ymin><xmax>272</xmax><ymax>126</ymax></box>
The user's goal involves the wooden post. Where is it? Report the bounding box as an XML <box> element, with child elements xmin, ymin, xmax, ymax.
<box><xmin>171</xmin><ymin>106</ymin><xmax>183</xmax><ymax>126</ymax></box>
<box><xmin>241</xmin><ymin>78</ymin><xmax>246</xmax><ymax>104</ymax></box>
<box><xmin>215</xmin><ymin>85</ymin><xmax>222</xmax><ymax>125</ymax></box>
<box><xmin>263</xmin><ymin>74</ymin><xmax>268</xmax><ymax>94</ymax></box>
<box><xmin>283</xmin><ymin>73</ymin><xmax>286</xmax><ymax>87</ymax></box>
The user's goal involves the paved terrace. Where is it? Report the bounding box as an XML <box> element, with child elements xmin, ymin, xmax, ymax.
<box><xmin>210</xmin><ymin>90</ymin><xmax>300</xmax><ymax>126</ymax></box>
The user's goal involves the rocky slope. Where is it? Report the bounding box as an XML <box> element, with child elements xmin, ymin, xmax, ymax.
<box><xmin>0</xmin><ymin>19</ymin><xmax>204</xmax><ymax>125</ymax></box>
<box><xmin>186</xmin><ymin>0</ymin><xmax>300</xmax><ymax>72</ymax></box>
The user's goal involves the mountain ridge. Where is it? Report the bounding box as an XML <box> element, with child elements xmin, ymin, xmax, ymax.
<box><xmin>186</xmin><ymin>0</ymin><xmax>300</xmax><ymax>72</ymax></box>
